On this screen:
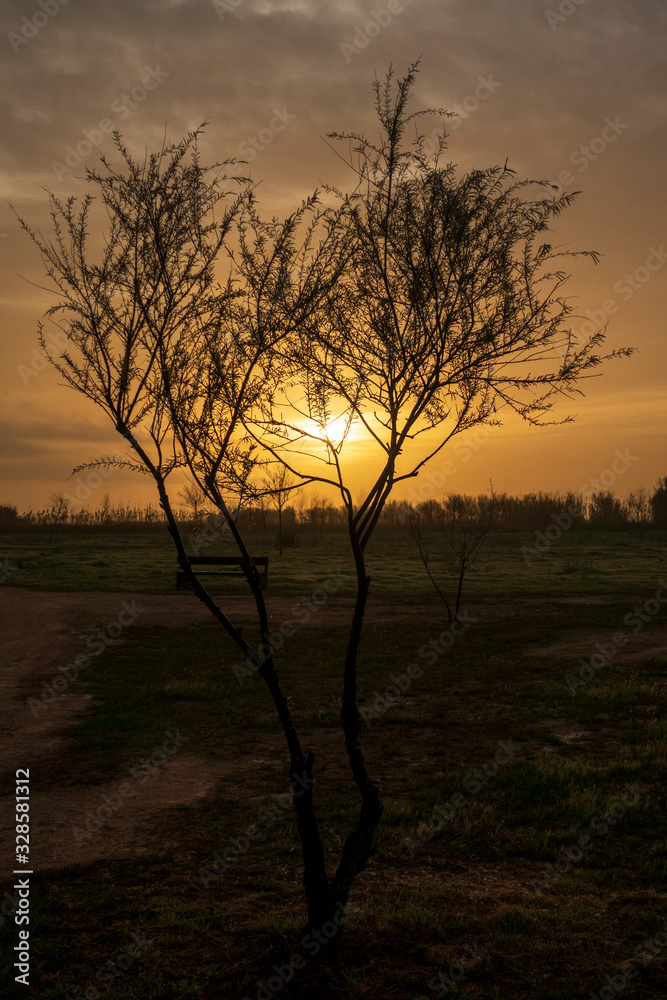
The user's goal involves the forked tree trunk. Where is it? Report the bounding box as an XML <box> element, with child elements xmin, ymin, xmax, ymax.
<box><xmin>158</xmin><ymin>461</ymin><xmax>381</xmax><ymax>933</ymax></box>
<box><xmin>290</xmin><ymin>568</ymin><xmax>384</xmax><ymax>930</ymax></box>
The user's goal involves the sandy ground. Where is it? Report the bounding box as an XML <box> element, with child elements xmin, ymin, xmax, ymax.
<box><xmin>1</xmin><ymin>587</ymin><xmax>665</xmax><ymax>878</ymax></box>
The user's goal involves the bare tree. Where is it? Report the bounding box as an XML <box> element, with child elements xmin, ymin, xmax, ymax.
<box><xmin>410</xmin><ymin>486</ymin><xmax>496</xmax><ymax>622</ymax></box>
<box><xmin>626</xmin><ymin>486</ymin><xmax>652</xmax><ymax>526</ymax></box>
<box><xmin>262</xmin><ymin>465</ymin><xmax>296</xmax><ymax>555</ymax></box>
<box><xmin>20</xmin><ymin>64</ymin><xmax>631</xmax><ymax>940</ymax></box>
<box><xmin>178</xmin><ymin>481</ymin><xmax>210</xmax><ymax>523</ymax></box>
<box><xmin>588</xmin><ymin>490</ymin><xmax>629</xmax><ymax>528</ymax></box>
<box><xmin>48</xmin><ymin>492</ymin><xmax>71</xmax><ymax>522</ymax></box>
<box><xmin>650</xmin><ymin>478</ymin><xmax>667</xmax><ymax>527</ymax></box>
<box><xmin>408</xmin><ymin>509</ymin><xmax>455</xmax><ymax>622</ymax></box>
<box><xmin>246</xmin><ymin>63</ymin><xmax>631</xmax><ymax>909</ymax></box>
<box><xmin>441</xmin><ymin>489</ymin><xmax>496</xmax><ymax>619</ymax></box>
<box><xmin>18</xmin><ymin>128</ymin><xmax>351</xmax><ymax>931</ymax></box>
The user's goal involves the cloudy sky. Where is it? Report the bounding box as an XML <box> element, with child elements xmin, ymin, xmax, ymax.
<box><xmin>1</xmin><ymin>0</ymin><xmax>665</xmax><ymax>511</ymax></box>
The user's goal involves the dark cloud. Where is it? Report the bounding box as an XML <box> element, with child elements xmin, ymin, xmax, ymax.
<box><xmin>0</xmin><ymin>412</ymin><xmax>119</xmax><ymax>458</ymax></box>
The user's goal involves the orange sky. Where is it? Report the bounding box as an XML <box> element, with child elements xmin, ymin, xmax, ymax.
<box><xmin>1</xmin><ymin>0</ymin><xmax>665</xmax><ymax>512</ymax></box>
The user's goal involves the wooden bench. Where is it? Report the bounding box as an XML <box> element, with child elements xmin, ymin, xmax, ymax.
<box><xmin>176</xmin><ymin>556</ymin><xmax>269</xmax><ymax>591</ymax></box>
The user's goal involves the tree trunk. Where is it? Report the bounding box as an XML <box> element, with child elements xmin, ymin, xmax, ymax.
<box><xmin>333</xmin><ymin>564</ymin><xmax>384</xmax><ymax>907</ymax></box>
<box><xmin>290</xmin><ymin>751</ymin><xmax>333</xmax><ymax>929</ymax></box>
<box><xmin>278</xmin><ymin>502</ymin><xmax>283</xmax><ymax>556</ymax></box>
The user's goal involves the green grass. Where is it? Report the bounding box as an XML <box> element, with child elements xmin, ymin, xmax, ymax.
<box><xmin>2</xmin><ymin>524</ymin><xmax>667</xmax><ymax>596</ymax></box>
<box><xmin>2</xmin><ymin>554</ymin><xmax>666</xmax><ymax>997</ymax></box>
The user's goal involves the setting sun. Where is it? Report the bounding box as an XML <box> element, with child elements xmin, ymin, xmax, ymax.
<box><xmin>300</xmin><ymin>415</ymin><xmax>354</xmax><ymax>446</ymax></box>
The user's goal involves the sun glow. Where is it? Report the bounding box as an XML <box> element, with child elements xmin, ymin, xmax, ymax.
<box><xmin>301</xmin><ymin>415</ymin><xmax>355</xmax><ymax>445</ymax></box>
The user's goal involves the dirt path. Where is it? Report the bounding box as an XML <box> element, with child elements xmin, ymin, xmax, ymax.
<box><xmin>0</xmin><ymin>586</ymin><xmax>452</xmax><ymax>875</ymax></box>
<box><xmin>523</xmin><ymin>625</ymin><xmax>667</xmax><ymax>662</ymax></box>
<box><xmin>0</xmin><ymin>590</ymin><xmax>225</xmax><ymax>873</ymax></box>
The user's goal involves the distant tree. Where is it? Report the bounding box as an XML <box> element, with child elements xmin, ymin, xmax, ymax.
<box><xmin>442</xmin><ymin>489</ymin><xmax>497</xmax><ymax>618</ymax></box>
<box><xmin>178</xmin><ymin>482</ymin><xmax>209</xmax><ymax>524</ymax></box>
<box><xmin>380</xmin><ymin>498</ymin><xmax>413</xmax><ymax>529</ymax></box>
<box><xmin>0</xmin><ymin>503</ymin><xmax>18</xmax><ymax>528</ymax></box>
<box><xmin>651</xmin><ymin>478</ymin><xmax>667</xmax><ymax>527</ymax></box>
<box><xmin>48</xmin><ymin>492</ymin><xmax>71</xmax><ymax>523</ymax></box>
<box><xmin>98</xmin><ymin>492</ymin><xmax>112</xmax><ymax>525</ymax></box>
<box><xmin>588</xmin><ymin>491</ymin><xmax>629</xmax><ymax>528</ymax></box>
<box><xmin>413</xmin><ymin>498</ymin><xmax>443</xmax><ymax>529</ymax></box>
<box><xmin>626</xmin><ymin>486</ymin><xmax>652</xmax><ymax>526</ymax></box>
<box><xmin>410</xmin><ymin>488</ymin><xmax>496</xmax><ymax>622</ymax></box>
<box><xmin>262</xmin><ymin>465</ymin><xmax>296</xmax><ymax>555</ymax></box>
<box><xmin>409</xmin><ymin>507</ymin><xmax>455</xmax><ymax>621</ymax></box>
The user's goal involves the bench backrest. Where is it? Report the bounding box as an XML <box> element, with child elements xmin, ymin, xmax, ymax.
<box><xmin>186</xmin><ymin>556</ymin><xmax>268</xmax><ymax>568</ymax></box>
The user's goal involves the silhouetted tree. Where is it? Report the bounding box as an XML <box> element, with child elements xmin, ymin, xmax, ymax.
<box><xmin>588</xmin><ymin>491</ymin><xmax>629</xmax><ymax>528</ymax></box>
<box><xmin>19</xmin><ymin>128</ymin><xmax>350</xmax><ymax>932</ymax></box>
<box><xmin>20</xmin><ymin>64</ymin><xmax>631</xmax><ymax>937</ymax></box>
<box><xmin>626</xmin><ymin>486</ymin><xmax>652</xmax><ymax>525</ymax></box>
<box><xmin>262</xmin><ymin>465</ymin><xmax>296</xmax><ymax>555</ymax></box>
<box><xmin>651</xmin><ymin>477</ymin><xmax>667</xmax><ymax>527</ymax></box>
<box><xmin>410</xmin><ymin>488</ymin><xmax>496</xmax><ymax>622</ymax></box>
<box><xmin>244</xmin><ymin>63</ymin><xmax>631</xmax><ymax>912</ymax></box>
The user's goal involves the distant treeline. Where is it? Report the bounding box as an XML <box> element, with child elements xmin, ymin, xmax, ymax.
<box><xmin>2</xmin><ymin>479</ymin><xmax>667</xmax><ymax>534</ymax></box>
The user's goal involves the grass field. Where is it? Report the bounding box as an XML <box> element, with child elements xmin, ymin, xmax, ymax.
<box><xmin>2</xmin><ymin>524</ymin><xmax>666</xmax><ymax>596</ymax></box>
<box><xmin>2</xmin><ymin>526</ymin><xmax>667</xmax><ymax>998</ymax></box>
